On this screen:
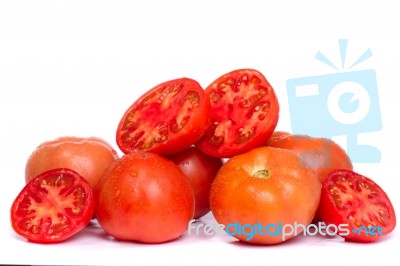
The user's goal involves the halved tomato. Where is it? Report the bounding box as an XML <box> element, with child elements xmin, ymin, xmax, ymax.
<box><xmin>196</xmin><ymin>69</ymin><xmax>279</xmax><ymax>158</ymax></box>
<box><xmin>116</xmin><ymin>78</ymin><xmax>211</xmax><ymax>155</ymax></box>
<box><xmin>320</xmin><ymin>169</ymin><xmax>396</xmax><ymax>242</ymax></box>
<box><xmin>11</xmin><ymin>168</ymin><xmax>95</xmax><ymax>243</ymax></box>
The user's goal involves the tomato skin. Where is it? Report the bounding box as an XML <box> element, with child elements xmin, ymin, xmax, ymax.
<box><xmin>210</xmin><ymin>147</ymin><xmax>321</xmax><ymax>244</ymax></box>
<box><xmin>11</xmin><ymin>168</ymin><xmax>95</xmax><ymax>243</ymax></box>
<box><xmin>319</xmin><ymin>169</ymin><xmax>396</xmax><ymax>242</ymax></box>
<box><xmin>267</xmin><ymin>132</ymin><xmax>353</xmax><ymax>183</ymax></box>
<box><xmin>168</xmin><ymin>147</ymin><xmax>223</xmax><ymax>219</ymax></box>
<box><xmin>116</xmin><ymin>78</ymin><xmax>212</xmax><ymax>156</ymax></box>
<box><xmin>96</xmin><ymin>152</ymin><xmax>195</xmax><ymax>243</ymax></box>
<box><xmin>25</xmin><ymin>137</ymin><xmax>119</xmax><ymax>197</ymax></box>
<box><xmin>196</xmin><ymin>69</ymin><xmax>279</xmax><ymax>158</ymax></box>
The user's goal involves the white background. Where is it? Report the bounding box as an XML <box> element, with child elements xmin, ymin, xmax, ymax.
<box><xmin>1</xmin><ymin>0</ymin><xmax>399</xmax><ymax>265</ymax></box>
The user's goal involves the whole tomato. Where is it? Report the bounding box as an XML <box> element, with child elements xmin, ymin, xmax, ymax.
<box><xmin>267</xmin><ymin>132</ymin><xmax>353</xmax><ymax>183</ymax></box>
<box><xmin>25</xmin><ymin>136</ymin><xmax>119</xmax><ymax>196</ymax></box>
<box><xmin>210</xmin><ymin>147</ymin><xmax>321</xmax><ymax>245</ymax></box>
<box><xmin>168</xmin><ymin>147</ymin><xmax>223</xmax><ymax>219</ymax></box>
<box><xmin>96</xmin><ymin>152</ymin><xmax>195</xmax><ymax>243</ymax></box>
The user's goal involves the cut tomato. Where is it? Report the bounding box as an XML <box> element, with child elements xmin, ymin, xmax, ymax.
<box><xmin>116</xmin><ymin>78</ymin><xmax>211</xmax><ymax>155</ymax></box>
<box><xmin>320</xmin><ymin>169</ymin><xmax>396</xmax><ymax>242</ymax></box>
<box><xmin>196</xmin><ymin>69</ymin><xmax>279</xmax><ymax>158</ymax></box>
<box><xmin>11</xmin><ymin>168</ymin><xmax>95</xmax><ymax>243</ymax></box>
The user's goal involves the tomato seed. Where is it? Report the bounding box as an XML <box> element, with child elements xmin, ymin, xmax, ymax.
<box><xmin>170</xmin><ymin>115</ymin><xmax>190</xmax><ymax>133</ymax></box>
<box><xmin>209</xmin><ymin>135</ymin><xmax>224</xmax><ymax>146</ymax></box>
<box><xmin>236</xmin><ymin>127</ymin><xmax>255</xmax><ymax>144</ymax></box>
<box><xmin>210</xmin><ymin>92</ymin><xmax>222</xmax><ymax>103</ymax></box>
<box><xmin>179</xmin><ymin>91</ymin><xmax>200</xmax><ymax>109</ymax></box>
<box><xmin>142</xmin><ymin>140</ymin><xmax>154</xmax><ymax>149</ymax></box>
<box><xmin>240</xmin><ymin>93</ymin><xmax>265</xmax><ymax>108</ymax></box>
<box><xmin>217</xmin><ymin>77</ymin><xmax>235</xmax><ymax>93</ymax></box>
<box><xmin>251</xmin><ymin>76</ymin><xmax>261</xmax><ymax>85</ymax></box>
<box><xmin>233</xmin><ymin>75</ymin><xmax>249</xmax><ymax>92</ymax></box>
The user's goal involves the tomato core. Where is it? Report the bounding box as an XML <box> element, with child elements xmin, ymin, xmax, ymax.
<box><xmin>253</xmin><ymin>169</ymin><xmax>269</xmax><ymax>179</ymax></box>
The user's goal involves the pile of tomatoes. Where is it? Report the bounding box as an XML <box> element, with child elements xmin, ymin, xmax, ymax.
<box><xmin>11</xmin><ymin>69</ymin><xmax>396</xmax><ymax>245</ymax></box>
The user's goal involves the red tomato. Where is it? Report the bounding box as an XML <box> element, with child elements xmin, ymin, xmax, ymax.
<box><xmin>168</xmin><ymin>147</ymin><xmax>223</xmax><ymax>219</ymax></box>
<box><xmin>267</xmin><ymin>132</ymin><xmax>353</xmax><ymax>183</ymax></box>
<box><xmin>319</xmin><ymin>169</ymin><xmax>396</xmax><ymax>242</ymax></box>
<box><xmin>96</xmin><ymin>152</ymin><xmax>195</xmax><ymax>243</ymax></box>
<box><xmin>210</xmin><ymin>147</ymin><xmax>321</xmax><ymax>244</ymax></box>
<box><xmin>196</xmin><ymin>69</ymin><xmax>279</xmax><ymax>158</ymax></box>
<box><xmin>116</xmin><ymin>78</ymin><xmax>211</xmax><ymax>155</ymax></box>
<box><xmin>11</xmin><ymin>168</ymin><xmax>95</xmax><ymax>243</ymax></box>
<box><xmin>25</xmin><ymin>136</ymin><xmax>119</xmax><ymax>197</ymax></box>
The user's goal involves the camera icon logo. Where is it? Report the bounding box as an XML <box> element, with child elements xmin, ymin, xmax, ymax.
<box><xmin>286</xmin><ymin>40</ymin><xmax>382</xmax><ymax>163</ymax></box>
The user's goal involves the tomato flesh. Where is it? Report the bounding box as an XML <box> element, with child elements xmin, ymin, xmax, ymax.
<box><xmin>320</xmin><ymin>169</ymin><xmax>396</xmax><ymax>242</ymax></box>
<box><xmin>117</xmin><ymin>78</ymin><xmax>211</xmax><ymax>155</ymax></box>
<box><xmin>196</xmin><ymin>69</ymin><xmax>279</xmax><ymax>158</ymax></box>
<box><xmin>11</xmin><ymin>168</ymin><xmax>95</xmax><ymax>243</ymax></box>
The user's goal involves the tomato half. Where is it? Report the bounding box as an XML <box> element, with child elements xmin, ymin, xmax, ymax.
<box><xmin>11</xmin><ymin>168</ymin><xmax>95</xmax><ymax>243</ymax></box>
<box><xmin>196</xmin><ymin>69</ymin><xmax>279</xmax><ymax>158</ymax></box>
<box><xmin>319</xmin><ymin>169</ymin><xmax>396</xmax><ymax>242</ymax></box>
<box><xmin>96</xmin><ymin>152</ymin><xmax>195</xmax><ymax>243</ymax></box>
<box><xmin>267</xmin><ymin>132</ymin><xmax>353</xmax><ymax>183</ymax></box>
<box><xmin>116</xmin><ymin>78</ymin><xmax>211</xmax><ymax>155</ymax></box>
<box><xmin>210</xmin><ymin>147</ymin><xmax>321</xmax><ymax>244</ymax></box>
<box><xmin>168</xmin><ymin>146</ymin><xmax>223</xmax><ymax>219</ymax></box>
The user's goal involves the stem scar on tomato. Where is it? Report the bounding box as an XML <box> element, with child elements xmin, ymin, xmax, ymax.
<box><xmin>253</xmin><ymin>169</ymin><xmax>269</xmax><ymax>179</ymax></box>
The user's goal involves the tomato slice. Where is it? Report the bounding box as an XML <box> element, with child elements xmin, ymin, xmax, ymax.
<box><xmin>196</xmin><ymin>69</ymin><xmax>279</xmax><ymax>158</ymax></box>
<box><xmin>116</xmin><ymin>78</ymin><xmax>211</xmax><ymax>155</ymax></box>
<box><xmin>11</xmin><ymin>168</ymin><xmax>95</xmax><ymax>243</ymax></box>
<box><xmin>320</xmin><ymin>169</ymin><xmax>396</xmax><ymax>242</ymax></box>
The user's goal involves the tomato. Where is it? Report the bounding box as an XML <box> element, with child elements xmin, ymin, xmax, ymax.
<box><xmin>168</xmin><ymin>147</ymin><xmax>223</xmax><ymax>219</ymax></box>
<box><xmin>11</xmin><ymin>168</ymin><xmax>95</xmax><ymax>243</ymax></box>
<box><xmin>116</xmin><ymin>78</ymin><xmax>211</xmax><ymax>155</ymax></box>
<box><xmin>210</xmin><ymin>147</ymin><xmax>321</xmax><ymax>244</ymax></box>
<box><xmin>96</xmin><ymin>152</ymin><xmax>195</xmax><ymax>243</ymax></box>
<box><xmin>196</xmin><ymin>69</ymin><xmax>279</xmax><ymax>158</ymax></box>
<box><xmin>25</xmin><ymin>136</ymin><xmax>119</xmax><ymax>198</ymax></box>
<box><xmin>319</xmin><ymin>169</ymin><xmax>396</xmax><ymax>242</ymax></box>
<box><xmin>267</xmin><ymin>131</ymin><xmax>353</xmax><ymax>183</ymax></box>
